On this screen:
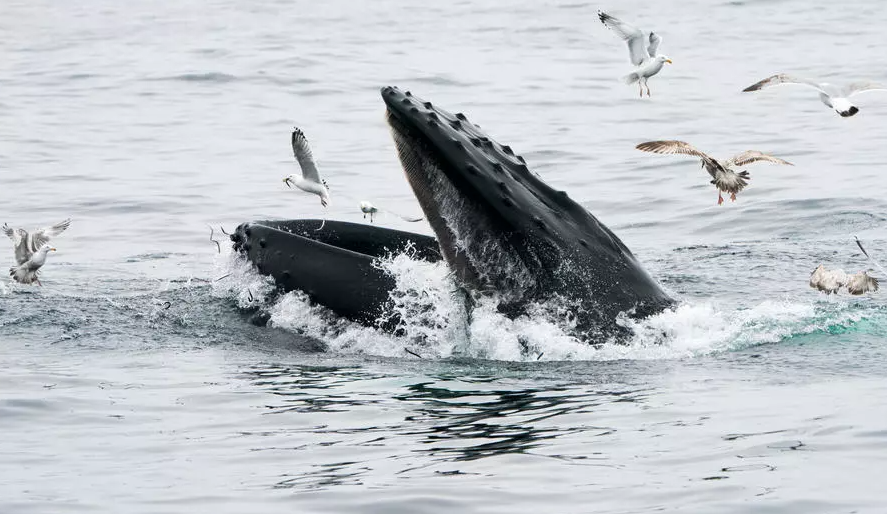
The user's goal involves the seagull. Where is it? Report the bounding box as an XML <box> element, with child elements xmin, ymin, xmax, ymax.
<box><xmin>359</xmin><ymin>201</ymin><xmax>379</xmax><ymax>222</ymax></box>
<box><xmin>283</xmin><ymin>128</ymin><xmax>331</xmax><ymax>207</ymax></box>
<box><xmin>809</xmin><ymin>265</ymin><xmax>878</xmax><ymax>295</ymax></box>
<box><xmin>742</xmin><ymin>74</ymin><xmax>887</xmax><ymax>117</ymax></box>
<box><xmin>598</xmin><ymin>10</ymin><xmax>672</xmax><ymax>97</ymax></box>
<box><xmin>809</xmin><ymin>238</ymin><xmax>883</xmax><ymax>295</ymax></box>
<box><xmin>9</xmin><ymin>244</ymin><xmax>56</xmax><ymax>285</ymax></box>
<box><xmin>359</xmin><ymin>201</ymin><xmax>423</xmax><ymax>223</ymax></box>
<box><xmin>3</xmin><ymin>218</ymin><xmax>70</xmax><ymax>266</ymax></box>
<box><xmin>636</xmin><ymin>141</ymin><xmax>793</xmax><ymax>204</ymax></box>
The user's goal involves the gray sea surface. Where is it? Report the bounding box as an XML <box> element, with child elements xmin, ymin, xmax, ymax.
<box><xmin>3</xmin><ymin>0</ymin><xmax>887</xmax><ymax>512</ymax></box>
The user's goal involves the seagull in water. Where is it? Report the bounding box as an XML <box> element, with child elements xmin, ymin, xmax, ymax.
<box><xmin>809</xmin><ymin>238</ymin><xmax>883</xmax><ymax>295</ymax></box>
<box><xmin>743</xmin><ymin>74</ymin><xmax>887</xmax><ymax>117</ymax></box>
<box><xmin>3</xmin><ymin>219</ymin><xmax>69</xmax><ymax>285</ymax></box>
<box><xmin>809</xmin><ymin>265</ymin><xmax>878</xmax><ymax>295</ymax></box>
<box><xmin>636</xmin><ymin>141</ymin><xmax>793</xmax><ymax>204</ymax></box>
<box><xmin>283</xmin><ymin>128</ymin><xmax>330</xmax><ymax>207</ymax></box>
<box><xmin>598</xmin><ymin>10</ymin><xmax>672</xmax><ymax>97</ymax></box>
<box><xmin>359</xmin><ymin>201</ymin><xmax>423</xmax><ymax>223</ymax></box>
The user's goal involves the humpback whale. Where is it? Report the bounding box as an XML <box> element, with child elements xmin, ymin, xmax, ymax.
<box><xmin>232</xmin><ymin>86</ymin><xmax>674</xmax><ymax>341</ymax></box>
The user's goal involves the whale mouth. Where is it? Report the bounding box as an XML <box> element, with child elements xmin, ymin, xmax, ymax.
<box><xmin>383</xmin><ymin>89</ymin><xmax>538</xmax><ymax>303</ymax></box>
<box><xmin>380</xmin><ymin>85</ymin><xmax>675</xmax><ymax>337</ymax></box>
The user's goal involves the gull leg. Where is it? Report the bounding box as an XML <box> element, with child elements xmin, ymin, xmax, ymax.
<box><xmin>646</xmin><ymin>83</ymin><xmax>651</xmax><ymax>97</ymax></box>
<box><xmin>730</xmin><ymin>192</ymin><xmax>737</xmax><ymax>202</ymax></box>
<box><xmin>717</xmin><ymin>192</ymin><xmax>724</xmax><ymax>205</ymax></box>
<box><xmin>37</xmin><ymin>278</ymin><xmax>42</xmax><ymax>286</ymax></box>
<box><xmin>638</xmin><ymin>81</ymin><xmax>643</xmax><ymax>98</ymax></box>
<box><xmin>315</xmin><ymin>206</ymin><xmax>327</xmax><ymax>231</ymax></box>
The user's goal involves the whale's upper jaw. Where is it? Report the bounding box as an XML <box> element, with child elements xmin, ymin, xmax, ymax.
<box><xmin>381</xmin><ymin>85</ymin><xmax>674</xmax><ymax>331</ymax></box>
<box><xmin>381</xmin><ymin>86</ymin><xmax>632</xmax><ymax>258</ymax></box>
<box><xmin>382</xmin><ymin>85</ymin><xmax>550</xmax><ymax>301</ymax></box>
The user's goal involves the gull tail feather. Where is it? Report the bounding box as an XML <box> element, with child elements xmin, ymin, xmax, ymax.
<box><xmin>622</xmin><ymin>72</ymin><xmax>640</xmax><ymax>85</ymax></box>
<box><xmin>9</xmin><ymin>265</ymin><xmax>35</xmax><ymax>284</ymax></box>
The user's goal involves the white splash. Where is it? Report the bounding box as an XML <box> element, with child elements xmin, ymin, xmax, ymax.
<box><xmin>373</xmin><ymin>248</ymin><xmax>469</xmax><ymax>356</ymax></box>
<box><xmin>213</xmin><ymin>248</ymin><xmax>868</xmax><ymax>362</ymax></box>
<box><xmin>210</xmin><ymin>245</ymin><xmax>276</xmax><ymax>308</ymax></box>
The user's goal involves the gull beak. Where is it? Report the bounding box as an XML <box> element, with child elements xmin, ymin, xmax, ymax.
<box><xmin>665</xmin><ymin>59</ymin><xmax>673</xmax><ymax>64</ymax></box>
<box><xmin>50</xmin><ymin>247</ymin><xmax>57</xmax><ymax>251</ymax></box>
<box><xmin>283</xmin><ymin>177</ymin><xmax>292</xmax><ymax>188</ymax></box>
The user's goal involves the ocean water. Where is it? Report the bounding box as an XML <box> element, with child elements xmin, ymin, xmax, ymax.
<box><xmin>3</xmin><ymin>0</ymin><xmax>887</xmax><ymax>512</ymax></box>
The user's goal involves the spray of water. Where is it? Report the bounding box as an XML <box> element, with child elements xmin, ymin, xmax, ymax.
<box><xmin>212</xmin><ymin>246</ymin><xmax>871</xmax><ymax>362</ymax></box>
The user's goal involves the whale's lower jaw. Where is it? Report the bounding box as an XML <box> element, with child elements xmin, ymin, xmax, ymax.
<box><xmin>230</xmin><ymin>219</ymin><xmax>441</xmax><ymax>331</ymax></box>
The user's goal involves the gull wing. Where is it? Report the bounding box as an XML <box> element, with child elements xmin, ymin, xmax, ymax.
<box><xmin>636</xmin><ymin>140</ymin><xmax>727</xmax><ymax>181</ymax></box>
<box><xmin>636</xmin><ymin>140</ymin><xmax>723</xmax><ymax>177</ymax></box>
<box><xmin>846</xmin><ymin>272</ymin><xmax>878</xmax><ymax>295</ymax></box>
<box><xmin>4</xmin><ymin>219</ymin><xmax>70</xmax><ymax>265</ymax></box>
<box><xmin>2</xmin><ymin>223</ymin><xmax>16</xmax><ymax>244</ymax></box>
<box><xmin>30</xmin><ymin>218</ymin><xmax>71</xmax><ymax>250</ymax></box>
<box><xmin>636</xmin><ymin>140</ymin><xmax>713</xmax><ymax>160</ymax></box>
<box><xmin>844</xmin><ymin>82</ymin><xmax>887</xmax><ymax>97</ymax></box>
<box><xmin>598</xmin><ymin>11</ymin><xmax>649</xmax><ymax>66</ymax></box>
<box><xmin>742</xmin><ymin>74</ymin><xmax>827</xmax><ymax>95</ymax></box>
<box><xmin>725</xmin><ymin>151</ymin><xmax>794</xmax><ymax>168</ymax></box>
<box><xmin>647</xmin><ymin>32</ymin><xmax>662</xmax><ymax>57</ymax></box>
<box><xmin>291</xmin><ymin>128</ymin><xmax>322</xmax><ymax>183</ymax></box>
<box><xmin>3</xmin><ymin>224</ymin><xmax>31</xmax><ymax>265</ymax></box>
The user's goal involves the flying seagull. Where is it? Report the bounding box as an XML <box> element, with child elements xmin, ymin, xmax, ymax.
<box><xmin>359</xmin><ymin>201</ymin><xmax>423</xmax><ymax>223</ymax></box>
<box><xmin>3</xmin><ymin>218</ymin><xmax>69</xmax><ymax>266</ymax></box>
<box><xmin>9</xmin><ymin>244</ymin><xmax>56</xmax><ymax>285</ymax></box>
<box><xmin>743</xmin><ymin>74</ymin><xmax>887</xmax><ymax>117</ymax></box>
<box><xmin>598</xmin><ymin>10</ymin><xmax>672</xmax><ymax>97</ymax></box>
<box><xmin>283</xmin><ymin>128</ymin><xmax>331</xmax><ymax>207</ymax></box>
<box><xmin>636</xmin><ymin>141</ymin><xmax>793</xmax><ymax>204</ymax></box>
